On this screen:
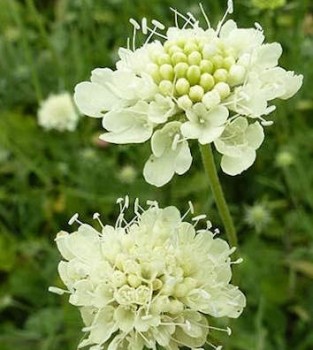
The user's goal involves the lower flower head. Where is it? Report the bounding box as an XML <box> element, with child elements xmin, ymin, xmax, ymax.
<box><xmin>50</xmin><ymin>198</ymin><xmax>246</xmax><ymax>350</ymax></box>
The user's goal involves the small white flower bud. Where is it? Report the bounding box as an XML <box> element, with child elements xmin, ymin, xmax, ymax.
<box><xmin>202</xmin><ymin>44</ymin><xmax>217</xmax><ymax>58</ymax></box>
<box><xmin>168</xmin><ymin>45</ymin><xmax>182</xmax><ymax>55</ymax></box>
<box><xmin>228</xmin><ymin>64</ymin><xmax>246</xmax><ymax>85</ymax></box>
<box><xmin>223</xmin><ymin>56</ymin><xmax>236</xmax><ymax>69</ymax></box>
<box><xmin>177</xmin><ymin>95</ymin><xmax>193</xmax><ymax>110</ymax></box>
<box><xmin>159</xmin><ymin>80</ymin><xmax>173</xmax><ymax>96</ymax></box>
<box><xmin>214</xmin><ymin>82</ymin><xmax>231</xmax><ymax>99</ymax></box>
<box><xmin>202</xmin><ymin>90</ymin><xmax>221</xmax><ymax>109</ymax></box>
<box><xmin>189</xmin><ymin>85</ymin><xmax>204</xmax><ymax>102</ymax></box>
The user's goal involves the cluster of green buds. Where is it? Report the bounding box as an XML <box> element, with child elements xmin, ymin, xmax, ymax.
<box><xmin>147</xmin><ymin>35</ymin><xmax>246</xmax><ymax>110</ymax></box>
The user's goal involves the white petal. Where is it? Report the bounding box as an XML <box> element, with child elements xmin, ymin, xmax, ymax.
<box><xmin>220</xmin><ymin>149</ymin><xmax>256</xmax><ymax>175</ymax></box>
<box><xmin>245</xmin><ymin>122</ymin><xmax>264</xmax><ymax>149</ymax></box>
<box><xmin>280</xmin><ymin>72</ymin><xmax>303</xmax><ymax>100</ymax></box>
<box><xmin>174</xmin><ymin>142</ymin><xmax>192</xmax><ymax>175</ymax></box>
<box><xmin>90</xmin><ymin>68</ymin><xmax>114</xmax><ymax>86</ymax></box>
<box><xmin>180</xmin><ymin>121</ymin><xmax>202</xmax><ymax>140</ymax></box>
<box><xmin>203</xmin><ymin>105</ymin><xmax>229</xmax><ymax>125</ymax></box>
<box><xmin>143</xmin><ymin>153</ymin><xmax>175</xmax><ymax>187</ymax></box>
<box><xmin>74</xmin><ymin>82</ymin><xmax>120</xmax><ymax>117</ymax></box>
<box><xmin>219</xmin><ymin>19</ymin><xmax>237</xmax><ymax>38</ymax></box>
<box><xmin>198</xmin><ymin>125</ymin><xmax>225</xmax><ymax>145</ymax></box>
<box><xmin>255</xmin><ymin>43</ymin><xmax>282</xmax><ymax>68</ymax></box>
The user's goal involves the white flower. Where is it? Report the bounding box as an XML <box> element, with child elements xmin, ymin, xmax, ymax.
<box><xmin>74</xmin><ymin>1</ymin><xmax>303</xmax><ymax>185</ymax></box>
<box><xmin>51</xmin><ymin>198</ymin><xmax>246</xmax><ymax>350</ymax></box>
<box><xmin>38</xmin><ymin>92</ymin><xmax>79</xmax><ymax>131</ymax></box>
<box><xmin>214</xmin><ymin>117</ymin><xmax>264</xmax><ymax>175</ymax></box>
<box><xmin>143</xmin><ymin>122</ymin><xmax>192</xmax><ymax>187</ymax></box>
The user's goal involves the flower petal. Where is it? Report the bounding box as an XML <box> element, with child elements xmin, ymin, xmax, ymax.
<box><xmin>74</xmin><ymin>82</ymin><xmax>120</xmax><ymax>117</ymax></box>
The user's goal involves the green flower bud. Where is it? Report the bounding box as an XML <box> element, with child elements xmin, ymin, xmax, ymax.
<box><xmin>171</xmin><ymin>52</ymin><xmax>188</xmax><ymax>65</ymax></box>
<box><xmin>200</xmin><ymin>73</ymin><xmax>215</xmax><ymax>91</ymax></box>
<box><xmin>175</xmin><ymin>78</ymin><xmax>190</xmax><ymax>95</ymax></box>
<box><xmin>188</xmin><ymin>51</ymin><xmax>202</xmax><ymax>65</ymax></box>
<box><xmin>157</xmin><ymin>53</ymin><xmax>171</xmax><ymax>65</ymax></box>
<box><xmin>174</xmin><ymin>62</ymin><xmax>189</xmax><ymax>78</ymax></box>
<box><xmin>187</xmin><ymin>65</ymin><xmax>201</xmax><ymax>85</ymax></box>
<box><xmin>214</xmin><ymin>82</ymin><xmax>231</xmax><ymax>99</ymax></box>
<box><xmin>177</xmin><ymin>95</ymin><xmax>193</xmax><ymax>110</ymax></box>
<box><xmin>212</xmin><ymin>54</ymin><xmax>224</xmax><ymax>69</ymax></box>
<box><xmin>200</xmin><ymin>59</ymin><xmax>214</xmax><ymax>73</ymax></box>
<box><xmin>213</xmin><ymin>68</ymin><xmax>228</xmax><ymax>82</ymax></box>
<box><xmin>159</xmin><ymin>80</ymin><xmax>173</xmax><ymax>96</ymax></box>
<box><xmin>160</xmin><ymin>64</ymin><xmax>174</xmax><ymax>80</ymax></box>
<box><xmin>189</xmin><ymin>85</ymin><xmax>204</xmax><ymax>102</ymax></box>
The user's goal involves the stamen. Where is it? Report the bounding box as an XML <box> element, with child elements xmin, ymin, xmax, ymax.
<box><xmin>217</xmin><ymin>0</ymin><xmax>234</xmax><ymax>34</ymax></box>
<box><xmin>68</xmin><ymin>213</ymin><xmax>83</xmax><ymax>226</ymax></box>
<box><xmin>141</xmin><ymin>17</ymin><xmax>148</xmax><ymax>35</ymax></box>
<box><xmin>93</xmin><ymin>212</ymin><xmax>105</xmax><ymax>229</ymax></box>
<box><xmin>227</xmin><ymin>0</ymin><xmax>234</xmax><ymax>14</ymax></box>
<box><xmin>213</xmin><ymin>227</ymin><xmax>220</xmax><ymax>236</ymax></box>
<box><xmin>151</xmin><ymin>19</ymin><xmax>165</xmax><ymax>30</ymax></box>
<box><xmin>187</xmin><ymin>12</ymin><xmax>197</xmax><ymax>24</ymax></box>
<box><xmin>48</xmin><ymin>286</ymin><xmax>69</xmax><ymax>295</ymax></box>
<box><xmin>188</xmin><ymin>201</ymin><xmax>195</xmax><ymax>214</ymax></box>
<box><xmin>170</xmin><ymin>7</ymin><xmax>193</xmax><ymax>28</ymax></box>
<box><xmin>192</xmin><ymin>214</ymin><xmax>207</xmax><ymax>221</ymax></box>
<box><xmin>199</xmin><ymin>3</ymin><xmax>211</xmax><ymax>28</ymax></box>
<box><xmin>254</xmin><ymin>22</ymin><xmax>263</xmax><ymax>31</ymax></box>
<box><xmin>129</xmin><ymin>18</ymin><xmax>140</xmax><ymax>30</ymax></box>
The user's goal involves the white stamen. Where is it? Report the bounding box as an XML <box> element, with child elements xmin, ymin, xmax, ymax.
<box><xmin>192</xmin><ymin>214</ymin><xmax>207</xmax><ymax>221</ymax></box>
<box><xmin>129</xmin><ymin>18</ymin><xmax>140</xmax><ymax>30</ymax></box>
<box><xmin>68</xmin><ymin>213</ymin><xmax>82</xmax><ymax>225</ymax></box>
<box><xmin>227</xmin><ymin>0</ymin><xmax>234</xmax><ymax>14</ymax></box>
<box><xmin>152</xmin><ymin>19</ymin><xmax>165</xmax><ymax>30</ymax></box>
<box><xmin>261</xmin><ymin>120</ymin><xmax>274</xmax><ymax>126</ymax></box>
<box><xmin>187</xmin><ymin>12</ymin><xmax>197</xmax><ymax>24</ymax></box>
<box><xmin>141</xmin><ymin>17</ymin><xmax>148</xmax><ymax>34</ymax></box>
<box><xmin>188</xmin><ymin>201</ymin><xmax>195</xmax><ymax>214</ymax></box>
<box><xmin>199</xmin><ymin>3</ymin><xmax>211</xmax><ymax>28</ymax></box>
<box><xmin>48</xmin><ymin>286</ymin><xmax>68</xmax><ymax>295</ymax></box>
<box><xmin>254</xmin><ymin>22</ymin><xmax>263</xmax><ymax>31</ymax></box>
<box><xmin>93</xmin><ymin>212</ymin><xmax>105</xmax><ymax>229</ymax></box>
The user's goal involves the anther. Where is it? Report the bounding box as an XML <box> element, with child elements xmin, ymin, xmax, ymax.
<box><xmin>152</xmin><ymin>19</ymin><xmax>165</xmax><ymax>30</ymax></box>
<box><xmin>68</xmin><ymin>213</ymin><xmax>83</xmax><ymax>226</ymax></box>
<box><xmin>141</xmin><ymin>17</ymin><xmax>148</xmax><ymax>34</ymax></box>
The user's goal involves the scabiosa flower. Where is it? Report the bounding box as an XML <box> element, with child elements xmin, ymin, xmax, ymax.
<box><xmin>50</xmin><ymin>197</ymin><xmax>245</xmax><ymax>350</ymax></box>
<box><xmin>74</xmin><ymin>1</ymin><xmax>302</xmax><ymax>185</ymax></box>
<box><xmin>38</xmin><ymin>92</ymin><xmax>79</xmax><ymax>132</ymax></box>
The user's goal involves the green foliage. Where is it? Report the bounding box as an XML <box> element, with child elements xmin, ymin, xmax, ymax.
<box><xmin>0</xmin><ymin>0</ymin><xmax>313</xmax><ymax>349</ymax></box>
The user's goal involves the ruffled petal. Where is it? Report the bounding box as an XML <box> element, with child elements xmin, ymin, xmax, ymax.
<box><xmin>220</xmin><ymin>149</ymin><xmax>256</xmax><ymax>175</ymax></box>
<box><xmin>74</xmin><ymin>82</ymin><xmax>120</xmax><ymax>117</ymax></box>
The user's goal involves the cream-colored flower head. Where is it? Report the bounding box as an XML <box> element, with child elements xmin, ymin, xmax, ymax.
<box><xmin>38</xmin><ymin>92</ymin><xmax>79</xmax><ymax>131</ymax></box>
<box><xmin>50</xmin><ymin>197</ymin><xmax>245</xmax><ymax>350</ymax></box>
<box><xmin>74</xmin><ymin>1</ymin><xmax>302</xmax><ymax>185</ymax></box>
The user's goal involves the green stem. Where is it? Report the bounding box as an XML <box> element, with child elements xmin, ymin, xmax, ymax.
<box><xmin>199</xmin><ymin>143</ymin><xmax>238</xmax><ymax>249</ymax></box>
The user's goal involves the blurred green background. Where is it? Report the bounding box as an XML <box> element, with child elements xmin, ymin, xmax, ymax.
<box><xmin>0</xmin><ymin>0</ymin><xmax>312</xmax><ymax>349</ymax></box>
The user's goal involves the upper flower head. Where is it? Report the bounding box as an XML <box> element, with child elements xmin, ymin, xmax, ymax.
<box><xmin>50</xmin><ymin>197</ymin><xmax>246</xmax><ymax>350</ymax></box>
<box><xmin>38</xmin><ymin>92</ymin><xmax>80</xmax><ymax>132</ymax></box>
<box><xmin>74</xmin><ymin>1</ymin><xmax>303</xmax><ymax>186</ymax></box>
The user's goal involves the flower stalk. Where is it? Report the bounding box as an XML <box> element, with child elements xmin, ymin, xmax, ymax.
<box><xmin>199</xmin><ymin>143</ymin><xmax>238</xmax><ymax>250</ymax></box>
